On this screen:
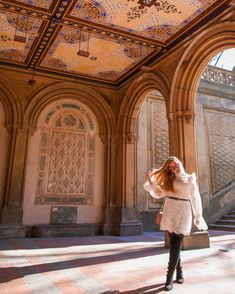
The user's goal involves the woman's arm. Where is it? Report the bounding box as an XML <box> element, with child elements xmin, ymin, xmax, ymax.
<box><xmin>190</xmin><ymin>173</ymin><xmax>208</xmax><ymax>230</ymax></box>
<box><xmin>143</xmin><ymin>173</ymin><xmax>166</xmax><ymax>199</ymax></box>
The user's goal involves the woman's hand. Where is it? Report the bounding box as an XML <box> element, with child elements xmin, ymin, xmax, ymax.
<box><xmin>146</xmin><ymin>171</ymin><xmax>152</xmax><ymax>185</ymax></box>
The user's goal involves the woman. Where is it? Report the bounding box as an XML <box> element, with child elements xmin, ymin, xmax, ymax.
<box><xmin>143</xmin><ymin>156</ymin><xmax>208</xmax><ymax>291</ymax></box>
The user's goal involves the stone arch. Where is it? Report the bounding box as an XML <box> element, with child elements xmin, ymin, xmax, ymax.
<box><xmin>108</xmin><ymin>72</ymin><xmax>170</xmax><ymax>228</ymax></box>
<box><xmin>24</xmin><ymin>82</ymin><xmax>116</xmax><ymax>138</ymax></box>
<box><xmin>22</xmin><ymin>82</ymin><xmax>115</xmax><ymax>226</ymax></box>
<box><xmin>168</xmin><ymin>21</ymin><xmax>235</xmax><ymax>171</ymax></box>
<box><xmin>118</xmin><ymin>72</ymin><xmax>170</xmax><ymax>136</ymax></box>
<box><xmin>170</xmin><ymin>22</ymin><xmax>235</xmax><ymax>115</ymax></box>
<box><xmin>0</xmin><ymin>73</ymin><xmax>22</xmax><ymax>127</ymax></box>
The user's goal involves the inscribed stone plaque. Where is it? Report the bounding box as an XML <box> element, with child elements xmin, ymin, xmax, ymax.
<box><xmin>51</xmin><ymin>206</ymin><xmax>77</xmax><ymax>224</ymax></box>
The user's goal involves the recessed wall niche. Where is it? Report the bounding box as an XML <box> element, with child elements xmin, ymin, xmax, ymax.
<box><xmin>35</xmin><ymin>103</ymin><xmax>95</xmax><ymax>205</ymax></box>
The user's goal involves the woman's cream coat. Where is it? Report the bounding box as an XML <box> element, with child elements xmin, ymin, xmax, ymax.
<box><xmin>144</xmin><ymin>173</ymin><xmax>208</xmax><ymax>236</ymax></box>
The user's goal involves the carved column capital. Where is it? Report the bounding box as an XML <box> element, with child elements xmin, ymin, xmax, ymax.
<box><xmin>183</xmin><ymin>110</ymin><xmax>196</xmax><ymax>124</ymax></box>
<box><xmin>122</xmin><ymin>133</ymin><xmax>137</xmax><ymax>144</ymax></box>
<box><xmin>176</xmin><ymin>111</ymin><xmax>183</xmax><ymax>119</ymax></box>
<box><xmin>4</xmin><ymin>123</ymin><xmax>19</xmax><ymax>134</ymax></box>
<box><xmin>174</xmin><ymin>110</ymin><xmax>195</xmax><ymax>123</ymax></box>
<box><xmin>100</xmin><ymin>134</ymin><xmax>110</xmax><ymax>145</ymax></box>
<box><xmin>28</xmin><ymin>125</ymin><xmax>38</xmax><ymax>137</ymax></box>
<box><xmin>167</xmin><ymin>112</ymin><xmax>174</xmax><ymax>121</ymax></box>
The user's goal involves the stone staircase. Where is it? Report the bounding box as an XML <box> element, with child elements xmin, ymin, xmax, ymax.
<box><xmin>209</xmin><ymin>209</ymin><xmax>235</xmax><ymax>231</ymax></box>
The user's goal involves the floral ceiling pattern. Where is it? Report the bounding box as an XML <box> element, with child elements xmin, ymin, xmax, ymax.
<box><xmin>0</xmin><ymin>0</ymin><xmax>229</xmax><ymax>84</ymax></box>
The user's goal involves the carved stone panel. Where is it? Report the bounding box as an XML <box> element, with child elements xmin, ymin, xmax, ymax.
<box><xmin>36</xmin><ymin>103</ymin><xmax>95</xmax><ymax>205</ymax></box>
<box><xmin>205</xmin><ymin>109</ymin><xmax>235</xmax><ymax>192</ymax></box>
<box><xmin>150</xmin><ymin>99</ymin><xmax>169</xmax><ymax>168</ymax></box>
<box><xmin>149</xmin><ymin>97</ymin><xmax>169</xmax><ymax>208</ymax></box>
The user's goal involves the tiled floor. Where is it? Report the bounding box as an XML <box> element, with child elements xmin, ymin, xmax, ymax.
<box><xmin>0</xmin><ymin>230</ymin><xmax>234</xmax><ymax>294</ymax></box>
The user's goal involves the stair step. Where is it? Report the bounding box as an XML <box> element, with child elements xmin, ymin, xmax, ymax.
<box><xmin>216</xmin><ymin>220</ymin><xmax>235</xmax><ymax>226</ymax></box>
<box><xmin>228</xmin><ymin>211</ymin><xmax>235</xmax><ymax>215</ymax></box>
<box><xmin>222</xmin><ymin>215</ymin><xmax>235</xmax><ymax>220</ymax></box>
<box><xmin>209</xmin><ymin>224</ymin><xmax>235</xmax><ymax>231</ymax></box>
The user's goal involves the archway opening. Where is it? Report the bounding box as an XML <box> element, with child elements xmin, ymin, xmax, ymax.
<box><xmin>195</xmin><ymin>48</ymin><xmax>235</xmax><ymax>222</ymax></box>
<box><xmin>137</xmin><ymin>90</ymin><xmax>169</xmax><ymax>231</ymax></box>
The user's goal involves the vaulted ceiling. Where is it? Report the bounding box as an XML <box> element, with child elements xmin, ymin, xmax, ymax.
<box><xmin>0</xmin><ymin>0</ymin><xmax>230</xmax><ymax>85</ymax></box>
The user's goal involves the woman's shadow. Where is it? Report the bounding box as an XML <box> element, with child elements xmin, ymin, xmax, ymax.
<box><xmin>101</xmin><ymin>283</ymin><xmax>165</xmax><ymax>293</ymax></box>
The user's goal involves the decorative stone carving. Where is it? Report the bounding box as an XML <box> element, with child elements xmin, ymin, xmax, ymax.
<box><xmin>127</xmin><ymin>133</ymin><xmax>137</xmax><ymax>144</ymax></box>
<box><xmin>35</xmin><ymin>103</ymin><xmax>95</xmax><ymax>205</ymax></box>
<box><xmin>184</xmin><ymin>110</ymin><xmax>196</xmax><ymax>124</ymax></box>
<box><xmin>205</xmin><ymin>109</ymin><xmax>235</xmax><ymax>192</ymax></box>
<box><xmin>150</xmin><ymin>99</ymin><xmax>169</xmax><ymax>170</ymax></box>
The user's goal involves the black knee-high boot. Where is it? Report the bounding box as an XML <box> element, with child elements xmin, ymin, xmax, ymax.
<box><xmin>176</xmin><ymin>258</ymin><xmax>184</xmax><ymax>284</ymax></box>
<box><xmin>165</xmin><ymin>233</ymin><xmax>184</xmax><ymax>291</ymax></box>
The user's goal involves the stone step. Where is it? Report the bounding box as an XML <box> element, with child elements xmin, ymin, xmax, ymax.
<box><xmin>222</xmin><ymin>215</ymin><xmax>235</xmax><ymax>220</ymax></box>
<box><xmin>216</xmin><ymin>220</ymin><xmax>235</xmax><ymax>226</ymax></box>
<box><xmin>209</xmin><ymin>224</ymin><xmax>235</xmax><ymax>231</ymax></box>
<box><xmin>227</xmin><ymin>210</ymin><xmax>235</xmax><ymax>215</ymax></box>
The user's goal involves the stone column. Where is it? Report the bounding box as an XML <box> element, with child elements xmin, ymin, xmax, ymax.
<box><xmin>103</xmin><ymin>133</ymin><xmax>143</xmax><ymax>236</ymax></box>
<box><xmin>169</xmin><ymin>110</ymin><xmax>197</xmax><ymax>173</ymax></box>
<box><xmin>1</xmin><ymin>126</ymin><xmax>31</xmax><ymax>223</ymax></box>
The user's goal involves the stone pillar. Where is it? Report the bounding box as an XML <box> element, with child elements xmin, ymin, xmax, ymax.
<box><xmin>1</xmin><ymin>126</ymin><xmax>30</xmax><ymax>223</ymax></box>
<box><xmin>168</xmin><ymin>110</ymin><xmax>197</xmax><ymax>173</ymax></box>
<box><xmin>103</xmin><ymin>133</ymin><xmax>143</xmax><ymax>236</ymax></box>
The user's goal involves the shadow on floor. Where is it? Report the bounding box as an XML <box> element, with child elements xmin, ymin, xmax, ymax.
<box><xmin>0</xmin><ymin>246</ymin><xmax>168</xmax><ymax>283</ymax></box>
<box><xmin>100</xmin><ymin>282</ymin><xmax>165</xmax><ymax>293</ymax></box>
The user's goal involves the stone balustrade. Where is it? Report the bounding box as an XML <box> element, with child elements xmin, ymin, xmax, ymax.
<box><xmin>202</xmin><ymin>65</ymin><xmax>235</xmax><ymax>86</ymax></box>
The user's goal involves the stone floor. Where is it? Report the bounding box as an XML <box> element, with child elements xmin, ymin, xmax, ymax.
<box><xmin>0</xmin><ymin>230</ymin><xmax>234</xmax><ymax>294</ymax></box>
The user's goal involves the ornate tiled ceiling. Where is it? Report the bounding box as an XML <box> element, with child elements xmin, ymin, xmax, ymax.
<box><xmin>0</xmin><ymin>0</ymin><xmax>229</xmax><ymax>84</ymax></box>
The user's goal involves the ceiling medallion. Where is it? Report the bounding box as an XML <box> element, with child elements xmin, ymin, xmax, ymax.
<box><xmin>137</xmin><ymin>0</ymin><xmax>160</xmax><ymax>8</ymax></box>
<box><xmin>127</xmin><ymin>0</ymin><xmax>181</xmax><ymax>22</ymax></box>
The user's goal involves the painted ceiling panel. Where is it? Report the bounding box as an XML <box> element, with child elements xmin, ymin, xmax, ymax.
<box><xmin>7</xmin><ymin>0</ymin><xmax>55</xmax><ymax>10</ymax></box>
<box><xmin>39</xmin><ymin>26</ymin><xmax>152</xmax><ymax>81</ymax></box>
<box><xmin>0</xmin><ymin>10</ymin><xmax>44</xmax><ymax>64</ymax></box>
<box><xmin>0</xmin><ymin>0</ymin><xmax>229</xmax><ymax>84</ymax></box>
<box><xmin>68</xmin><ymin>0</ymin><xmax>218</xmax><ymax>42</ymax></box>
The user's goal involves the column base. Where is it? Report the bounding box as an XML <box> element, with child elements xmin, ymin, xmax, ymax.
<box><xmin>103</xmin><ymin>207</ymin><xmax>143</xmax><ymax>236</ymax></box>
<box><xmin>115</xmin><ymin>221</ymin><xmax>143</xmax><ymax>236</ymax></box>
